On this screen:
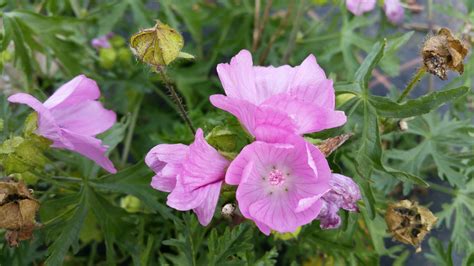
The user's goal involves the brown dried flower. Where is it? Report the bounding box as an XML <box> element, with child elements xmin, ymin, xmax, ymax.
<box><xmin>0</xmin><ymin>179</ymin><xmax>40</xmax><ymax>247</ymax></box>
<box><xmin>422</xmin><ymin>28</ymin><xmax>469</xmax><ymax>80</ymax></box>
<box><xmin>316</xmin><ymin>133</ymin><xmax>353</xmax><ymax>157</ymax></box>
<box><xmin>385</xmin><ymin>200</ymin><xmax>437</xmax><ymax>252</ymax></box>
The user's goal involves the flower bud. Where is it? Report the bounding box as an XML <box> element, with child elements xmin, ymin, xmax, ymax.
<box><xmin>422</xmin><ymin>28</ymin><xmax>469</xmax><ymax>80</ymax></box>
<box><xmin>120</xmin><ymin>195</ymin><xmax>142</xmax><ymax>213</ymax></box>
<box><xmin>99</xmin><ymin>47</ymin><xmax>117</xmax><ymax>69</ymax></box>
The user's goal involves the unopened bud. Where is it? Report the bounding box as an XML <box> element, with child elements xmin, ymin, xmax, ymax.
<box><xmin>221</xmin><ymin>203</ymin><xmax>236</xmax><ymax>217</ymax></box>
<box><xmin>398</xmin><ymin>119</ymin><xmax>409</xmax><ymax>131</ymax></box>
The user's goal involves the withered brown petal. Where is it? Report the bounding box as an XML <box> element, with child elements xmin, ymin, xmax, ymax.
<box><xmin>422</xmin><ymin>28</ymin><xmax>469</xmax><ymax>80</ymax></box>
<box><xmin>316</xmin><ymin>133</ymin><xmax>353</xmax><ymax>157</ymax></box>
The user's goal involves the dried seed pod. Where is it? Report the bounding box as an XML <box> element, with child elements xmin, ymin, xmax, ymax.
<box><xmin>0</xmin><ymin>180</ymin><xmax>40</xmax><ymax>247</ymax></box>
<box><xmin>422</xmin><ymin>28</ymin><xmax>469</xmax><ymax>80</ymax></box>
<box><xmin>316</xmin><ymin>133</ymin><xmax>353</xmax><ymax>157</ymax></box>
<box><xmin>130</xmin><ymin>20</ymin><xmax>184</xmax><ymax>67</ymax></box>
<box><xmin>385</xmin><ymin>200</ymin><xmax>437</xmax><ymax>252</ymax></box>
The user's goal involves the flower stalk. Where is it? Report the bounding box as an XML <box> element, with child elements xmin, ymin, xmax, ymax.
<box><xmin>397</xmin><ymin>67</ymin><xmax>426</xmax><ymax>103</ymax></box>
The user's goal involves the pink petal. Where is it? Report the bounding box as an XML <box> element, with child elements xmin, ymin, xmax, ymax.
<box><xmin>263</xmin><ymin>93</ymin><xmax>347</xmax><ymax>134</ymax></box>
<box><xmin>254</xmin><ymin>220</ymin><xmax>272</xmax><ymax>235</ymax></box>
<box><xmin>193</xmin><ymin>181</ymin><xmax>223</xmax><ymax>226</ymax></box>
<box><xmin>181</xmin><ymin>129</ymin><xmax>229</xmax><ymax>188</ymax></box>
<box><xmin>167</xmin><ymin>175</ymin><xmax>208</xmax><ymax>211</ymax></box>
<box><xmin>57</xmin><ymin>129</ymin><xmax>116</xmax><ymax>173</ymax></box>
<box><xmin>253</xmin><ymin>65</ymin><xmax>296</xmax><ymax>103</ymax></box>
<box><xmin>210</xmin><ymin>95</ymin><xmax>297</xmax><ymax>142</ymax></box>
<box><xmin>150</xmin><ymin>164</ymin><xmax>180</xmax><ymax>192</ymax></box>
<box><xmin>7</xmin><ymin>93</ymin><xmax>69</xmax><ymax>147</ymax></box>
<box><xmin>384</xmin><ymin>0</ymin><xmax>404</xmax><ymax>24</ymax></box>
<box><xmin>43</xmin><ymin>75</ymin><xmax>101</xmax><ymax>109</ymax></box>
<box><xmin>290</xmin><ymin>79</ymin><xmax>335</xmax><ymax>109</ymax></box>
<box><xmin>145</xmin><ymin>144</ymin><xmax>189</xmax><ymax>173</ymax></box>
<box><xmin>50</xmin><ymin>100</ymin><xmax>116</xmax><ymax>136</ymax></box>
<box><xmin>291</xmin><ymin>54</ymin><xmax>327</xmax><ymax>89</ymax></box>
<box><xmin>346</xmin><ymin>0</ymin><xmax>376</xmax><ymax>16</ymax></box>
<box><xmin>216</xmin><ymin>50</ymin><xmax>258</xmax><ymax>104</ymax></box>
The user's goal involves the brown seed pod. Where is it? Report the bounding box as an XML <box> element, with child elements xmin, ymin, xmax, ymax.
<box><xmin>422</xmin><ymin>28</ymin><xmax>469</xmax><ymax>80</ymax></box>
<box><xmin>316</xmin><ymin>133</ymin><xmax>353</xmax><ymax>157</ymax></box>
<box><xmin>0</xmin><ymin>179</ymin><xmax>40</xmax><ymax>247</ymax></box>
<box><xmin>385</xmin><ymin>200</ymin><xmax>437</xmax><ymax>252</ymax></box>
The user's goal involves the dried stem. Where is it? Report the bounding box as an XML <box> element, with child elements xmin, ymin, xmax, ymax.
<box><xmin>397</xmin><ymin>67</ymin><xmax>426</xmax><ymax>103</ymax></box>
<box><xmin>156</xmin><ymin>67</ymin><xmax>196</xmax><ymax>134</ymax></box>
<box><xmin>282</xmin><ymin>0</ymin><xmax>305</xmax><ymax>64</ymax></box>
<box><xmin>252</xmin><ymin>0</ymin><xmax>261</xmax><ymax>51</ymax></box>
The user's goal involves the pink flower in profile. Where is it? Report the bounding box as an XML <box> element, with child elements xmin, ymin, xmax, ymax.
<box><xmin>210</xmin><ymin>50</ymin><xmax>346</xmax><ymax>143</ymax></box>
<box><xmin>384</xmin><ymin>0</ymin><xmax>404</xmax><ymax>24</ymax></box>
<box><xmin>225</xmin><ymin>135</ymin><xmax>331</xmax><ymax>234</ymax></box>
<box><xmin>8</xmin><ymin>75</ymin><xmax>117</xmax><ymax>173</ymax></box>
<box><xmin>346</xmin><ymin>0</ymin><xmax>376</xmax><ymax>16</ymax></box>
<box><xmin>317</xmin><ymin>174</ymin><xmax>361</xmax><ymax>229</ymax></box>
<box><xmin>145</xmin><ymin>129</ymin><xmax>230</xmax><ymax>226</ymax></box>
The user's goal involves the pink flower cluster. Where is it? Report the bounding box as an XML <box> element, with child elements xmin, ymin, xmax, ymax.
<box><xmin>146</xmin><ymin>50</ymin><xmax>361</xmax><ymax>234</ymax></box>
<box><xmin>346</xmin><ymin>0</ymin><xmax>405</xmax><ymax>24</ymax></box>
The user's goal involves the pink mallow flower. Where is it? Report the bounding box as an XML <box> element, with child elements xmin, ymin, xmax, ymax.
<box><xmin>384</xmin><ymin>0</ymin><xmax>404</xmax><ymax>24</ymax></box>
<box><xmin>317</xmin><ymin>174</ymin><xmax>361</xmax><ymax>229</ymax></box>
<box><xmin>210</xmin><ymin>50</ymin><xmax>346</xmax><ymax>143</ymax></box>
<box><xmin>8</xmin><ymin>75</ymin><xmax>117</xmax><ymax>173</ymax></box>
<box><xmin>225</xmin><ymin>135</ymin><xmax>332</xmax><ymax>234</ymax></box>
<box><xmin>346</xmin><ymin>0</ymin><xmax>376</xmax><ymax>16</ymax></box>
<box><xmin>145</xmin><ymin>129</ymin><xmax>230</xmax><ymax>226</ymax></box>
<box><xmin>91</xmin><ymin>34</ymin><xmax>112</xmax><ymax>49</ymax></box>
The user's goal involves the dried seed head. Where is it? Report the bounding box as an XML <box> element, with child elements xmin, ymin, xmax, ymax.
<box><xmin>385</xmin><ymin>200</ymin><xmax>437</xmax><ymax>252</ymax></box>
<box><xmin>0</xmin><ymin>180</ymin><xmax>40</xmax><ymax>247</ymax></box>
<box><xmin>130</xmin><ymin>20</ymin><xmax>184</xmax><ymax>67</ymax></box>
<box><xmin>316</xmin><ymin>133</ymin><xmax>353</xmax><ymax>157</ymax></box>
<box><xmin>422</xmin><ymin>28</ymin><xmax>469</xmax><ymax>80</ymax></box>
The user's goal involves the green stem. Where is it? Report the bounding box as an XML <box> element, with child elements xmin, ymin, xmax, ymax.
<box><xmin>156</xmin><ymin>67</ymin><xmax>196</xmax><ymax>135</ymax></box>
<box><xmin>397</xmin><ymin>67</ymin><xmax>426</xmax><ymax>103</ymax></box>
<box><xmin>121</xmin><ymin>94</ymin><xmax>143</xmax><ymax>166</ymax></box>
<box><xmin>426</xmin><ymin>181</ymin><xmax>457</xmax><ymax>196</ymax></box>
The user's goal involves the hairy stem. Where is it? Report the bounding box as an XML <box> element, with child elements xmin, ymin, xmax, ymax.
<box><xmin>156</xmin><ymin>67</ymin><xmax>196</xmax><ymax>134</ymax></box>
<box><xmin>397</xmin><ymin>67</ymin><xmax>426</xmax><ymax>103</ymax></box>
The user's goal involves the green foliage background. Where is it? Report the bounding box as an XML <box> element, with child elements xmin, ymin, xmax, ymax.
<box><xmin>0</xmin><ymin>0</ymin><xmax>473</xmax><ymax>265</ymax></box>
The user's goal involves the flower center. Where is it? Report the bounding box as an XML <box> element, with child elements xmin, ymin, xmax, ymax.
<box><xmin>268</xmin><ymin>169</ymin><xmax>285</xmax><ymax>186</ymax></box>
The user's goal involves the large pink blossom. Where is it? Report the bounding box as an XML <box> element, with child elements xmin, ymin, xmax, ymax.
<box><xmin>346</xmin><ymin>0</ymin><xmax>376</xmax><ymax>16</ymax></box>
<box><xmin>145</xmin><ymin>129</ymin><xmax>230</xmax><ymax>226</ymax></box>
<box><xmin>384</xmin><ymin>0</ymin><xmax>404</xmax><ymax>24</ymax></box>
<box><xmin>225</xmin><ymin>135</ymin><xmax>332</xmax><ymax>234</ymax></box>
<box><xmin>210</xmin><ymin>50</ymin><xmax>346</xmax><ymax>143</ymax></box>
<box><xmin>317</xmin><ymin>174</ymin><xmax>361</xmax><ymax>229</ymax></box>
<box><xmin>8</xmin><ymin>75</ymin><xmax>117</xmax><ymax>173</ymax></box>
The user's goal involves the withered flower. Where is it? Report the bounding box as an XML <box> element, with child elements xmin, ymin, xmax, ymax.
<box><xmin>129</xmin><ymin>20</ymin><xmax>194</xmax><ymax>68</ymax></box>
<box><xmin>316</xmin><ymin>133</ymin><xmax>353</xmax><ymax>157</ymax></box>
<box><xmin>0</xmin><ymin>179</ymin><xmax>40</xmax><ymax>247</ymax></box>
<box><xmin>422</xmin><ymin>28</ymin><xmax>469</xmax><ymax>80</ymax></box>
<box><xmin>385</xmin><ymin>200</ymin><xmax>437</xmax><ymax>252</ymax></box>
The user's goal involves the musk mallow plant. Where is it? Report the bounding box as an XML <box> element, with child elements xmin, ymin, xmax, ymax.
<box><xmin>145</xmin><ymin>49</ymin><xmax>361</xmax><ymax>234</ymax></box>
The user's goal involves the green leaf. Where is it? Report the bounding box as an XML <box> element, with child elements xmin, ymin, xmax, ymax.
<box><xmin>425</xmin><ymin>238</ymin><xmax>454</xmax><ymax>266</ymax></box>
<box><xmin>207</xmin><ymin>223</ymin><xmax>253</xmax><ymax>266</ymax></box>
<box><xmin>370</xmin><ymin>86</ymin><xmax>469</xmax><ymax>118</ymax></box>
<box><xmin>44</xmin><ymin>187</ymin><xmax>90</xmax><ymax>266</ymax></box>
<box><xmin>354</xmin><ymin>40</ymin><xmax>386</xmax><ymax>92</ymax></box>
<box><xmin>90</xmin><ymin>161</ymin><xmax>176</xmax><ymax>220</ymax></box>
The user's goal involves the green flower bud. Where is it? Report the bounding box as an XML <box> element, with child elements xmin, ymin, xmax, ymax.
<box><xmin>120</xmin><ymin>195</ymin><xmax>142</xmax><ymax>213</ymax></box>
<box><xmin>109</xmin><ymin>35</ymin><xmax>126</xmax><ymax>49</ymax></box>
<box><xmin>117</xmin><ymin>47</ymin><xmax>132</xmax><ymax>65</ymax></box>
<box><xmin>99</xmin><ymin>47</ymin><xmax>117</xmax><ymax>69</ymax></box>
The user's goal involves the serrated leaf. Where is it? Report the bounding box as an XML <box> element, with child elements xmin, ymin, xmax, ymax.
<box><xmin>207</xmin><ymin>223</ymin><xmax>253</xmax><ymax>266</ymax></box>
<box><xmin>354</xmin><ymin>40</ymin><xmax>386</xmax><ymax>92</ymax></box>
<box><xmin>370</xmin><ymin>86</ymin><xmax>469</xmax><ymax>118</ymax></box>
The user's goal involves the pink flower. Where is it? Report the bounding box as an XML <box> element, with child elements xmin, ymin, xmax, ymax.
<box><xmin>210</xmin><ymin>50</ymin><xmax>346</xmax><ymax>143</ymax></box>
<box><xmin>226</xmin><ymin>135</ymin><xmax>332</xmax><ymax>234</ymax></box>
<box><xmin>317</xmin><ymin>174</ymin><xmax>361</xmax><ymax>229</ymax></box>
<box><xmin>346</xmin><ymin>0</ymin><xmax>376</xmax><ymax>16</ymax></box>
<box><xmin>145</xmin><ymin>129</ymin><xmax>230</xmax><ymax>226</ymax></box>
<box><xmin>8</xmin><ymin>75</ymin><xmax>117</xmax><ymax>173</ymax></box>
<box><xmin>384</xmin><ymin>0</ymin><xmax>404</xmax><ymax>24</ymax></box>
<box><xmin>91</xmin><ymin>35</ymin><xmax>112</xmax><ymax>49</ymax></box>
